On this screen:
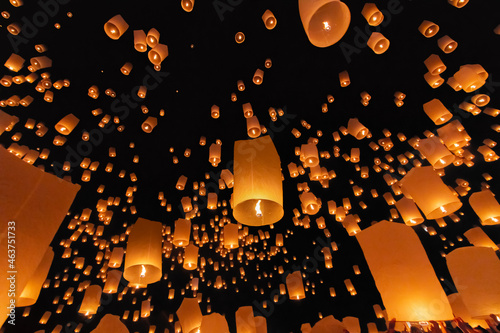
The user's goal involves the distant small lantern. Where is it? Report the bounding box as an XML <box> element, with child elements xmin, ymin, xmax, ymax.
<box><xmin>104</xmin><ymin>15</ymin><xmax>129</xmax><ymax>40</ymax></box>
<box><xmin>262</xmin><ymin>9</ymin><xmax>277</xmax><ymax>29</ymax></box>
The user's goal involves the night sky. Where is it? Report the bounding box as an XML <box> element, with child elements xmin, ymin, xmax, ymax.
<box><xmin>1</xmin><ymin>0</ymin><xmax>500</xmax><ymax>332</ymax></box>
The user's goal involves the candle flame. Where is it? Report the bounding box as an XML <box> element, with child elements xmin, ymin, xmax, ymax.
<box><xmin>255</xmin><ymin>200</ymin><xmax>263</xmax><ymax>217</ymax></box>
<box><xmin>140</xmin><ymin>265</ymin><xmax>146</xmax><ymax>278</ymax></box>
<box><xmin>323</xmin><ymin>21</ymin><xmax>331</xmax><ymax>31</ymax></box>
<box><xmin>440</xmin><ymin>206</ymin><xmax>447</xmax><ymax>214</ymax></box>
<box><xmin>492</xmin><ymin>217</ymin><xmax>498</xmax><ymax>222</ymax></box>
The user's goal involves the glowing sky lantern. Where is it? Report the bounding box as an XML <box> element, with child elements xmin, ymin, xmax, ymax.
<box><xmin>233</xmin><ymin>136</ymin><xmax>283</xmax><ymax>226</ymax></box>
<box><xmin>298</xmin><ymin>0</ymin><xmax>351</xmax><ymax>47</ymax></box>
<box><xmin>356</xmin><ymin>221</ymin><xmax>454</xmax><ymax>322</ymax></box>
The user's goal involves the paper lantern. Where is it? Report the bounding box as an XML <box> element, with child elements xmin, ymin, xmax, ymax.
<box><xmin>79</xmin><ymin>285</ymin><xmax>102</xmax><ymax>316</ymax></box>
<box><xmin>104</xmin><ymin>15</ymin><xmax>129</xmax><ymax>40</ymax></box>
<box><xmin>262</xmin><ymin>10</ymin><xmax>277</xmax><ymax>29</ymax></box>
<box><xmin>311</xmin><ymin>315</ymin><xmax>346</xmax><ymax>333</ymax></box>
<box><xmin>367</xmin><ymin>32</ymin><xmax>390</xmax><ymax>54</ymax></box>
<box><xmin>447</xmin><ymin>294</ymin><xmax>488</xmax><ymax>329</ymax></box>
<box><xmin>233</xmin><ymin>136</ymin><xmax>283</xmax><ymax>226</ymax></box>
<box><xmin>209</xmin><ymin>143</ymin><xmax>221</xmax><ymax>166</ymax></box>
<box><xmin>468</xmin><ymin>190</ymin><xmax>500</xmax><ymax>225</ymax></box>
<box><xmin>55</xmin><ymin>114</ymin><xmax>79</xmax><ymax>135</ymax></box>
<box><xmin>0</xmin><ymin>147</ymin><xmax>80</xmax><ymax>325</ymax></box>
<box><xmin>437</xmin><ymin>35</ymin><xmax>457</xmax><ymax>53</ymax></box>
<box><xmin>424</xmin><ymin>72</ymin><xmax>444</xmax><ymax>88</ymax></box>
<box><xmin>453</xmin><ymin>65</ymin><xmax>486</xmax><ymax>92</ymax></box>
<box><xmin>400</xmin><ymin>166</ymin><xmax>462</xmax><ymax>219</ymax></box>
<box><xmin>103</xmin><ymin>270</ymin><xmax>122</xmax><ymax>294</ymax></box>
<box><xmin>300</xmin><ymin>192</ymin><xmax>322</xmax><ymax>215</ymax></box>
<box><xmin>4</xmin><ymin>53</ymin><xmax>25</xmax><ymax>72</ymax></box>
<box><xmin>361</xmin><ymin>3</ymin><xmax>383</xmax><ymax>26</ymax></box>
<box><xmin>446</xmin><ymin>247</ymin><xmax>500</xmax><ymax>318</ymax></box>
<box><xmin>415</xmin><ymin>136</ymin><xmax>454</xmax><ymax>168</ymax></box>
<box><xmin>123</xmin><ymin>218</ymin><xmax>163</xmax><ymax>286</ymax></box>
<box><xmin>183</xmin><ymin>243</ymin><xmax>199</xmax><ymax>270</ymax></box>
<box><xmin>134</xmin><ymin>30</ymin><xmax>148</xmax><ymax>52</ymax></box>
<box><xmin>173</xmin><ymin>218</ymin><xmax>191</xmax><ymax>247</ymax></box>
<box><xmin>298</xmin><ymin>0</ymin><xmax>351</xmax><ymax>47</ymax></box>
<box><xmin>235</xmin><ymin>32</ymin><xmax>245</xmax><ymax>44</ymax></box>
<box><xmin>17</xmin><ymin>247</ymin><xmax>54</xmax><ymax>307</ymax></box>
<box><xmin>395</xmin><ymin>197</ymin><xmax>424</xmax><ymax>226</ymax></box>
<box><xmin>200</xmin><ymin>313</ymin><xmax>230</xmax><ymax>333</ymax></box>
<box><xmin>181</xmin><ymin>0</ymin><xmax>194</xmax><ymax>12</ymax></box>
<box><xmin>148</xmin><ymin>44</ymin><xmax>169</xmax><ymax>65</ymax></box>
<box><xmin>418</xmin><ymin>20</ymin><xmax>439</xmax><ymax>37</ymax></box>
<box><xmin>177</xmin><ymin>298</ymin><xmax>202</xmax><ymax>333</ymax></box>
<box><xmin>223</xmin><ymin>223</ymin><xmax>239</xmax><ymax>249</ymax></box>
<box><xmin>142</xmin><ymin>117</ymin><xmax>158</xmax><ymax>133</ymax></box>
<box><xmin>347</xmin><ymin>118</ymin><xmax>368</xmax><ymax>140</ymax></box>
<box><xmin>247</xmin><ymin>116</ymin><xmax>261</xmax><ymax>138</ymax></box>
<box><xmin>90</xmin><ymin>314</ymin><xmax>129</xmax><ymax>333</ymax></box>
<box><xmin>300</xmin><ymin>143</ymin><xmax>319</xmax><ymax>167</ymax></box>
<box><xmin>235</xmin><ymin>306</ymin><xmax>257</xmax><ymax>333</ymax></box>
<box><xmin>448</xmin><ymin>0</ymin><xmax>468</xmax><ymax>8</ymax></box>
<box><xmin>286</xmin><ymin>271</ymin><xmax>305</xmax><ymax>300</ymax></box>
<box><xmin>356</xmin><ymin>221</ymin><xmax>454</xmax><ymax>321</ymax></box>
<box><xmin>424</xmin><ymin>54</ymin><xmax>446</xmax><ymax>75</ymax></box>
<box><xmin>463</xmin><ymin>227</ymin><xmax>499</xmax><ymax>251</ymax></box>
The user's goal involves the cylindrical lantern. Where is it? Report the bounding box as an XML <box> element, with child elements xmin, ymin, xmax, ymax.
<box><xmin>17</xmin><ymin>247</ymin><xmax>54</xmax><ymax>307</ymax></box>
<box><xmin>176</xmin><ymin>298</ymin><xmax>202</xmax><ymax>333</ymax></box>
<box><xmin>134</xmin><ymin>30</ymin><xmax>148</xmax><ymax>52</ymax></box>
<box><xmin>252</xmin><ymin>69</ymin><xmax>264</xmax><ymax>85</ymax></box>
<box><xmin>183</xmin><ymin>243</ymin><xmax>199</xmax><ymax>270</ymax></box>
<box><xmin>4</xmin><ymin>53</ymin><xmax>25</xmax><ymax>72</ymax></box>
<box><xmin>262</xmin><ymin>9</ymin><xmax>277</xmax><ymax>30</ymax></box>
<box><xmin>200</xmin><ymin>313</ymin><xmax>230</xmax><ymax>333</ymax></box>
<box><xmin>347</xmin><ymin>118</ymin><xmax>368</xmax><ymax>140</ymax></box>
<box><xmin>367</xmin><ymin>32</ymin><xmax>390</xmax><ymax>54</ymax></box>
<box><xmin>424</xmin><ymin>72</ymin><xmax>444</xmax><ymax>88</ymax></box>
<box><xmin>453</xmin><ymin>65</ymin><xmax>485</xmax><ymax>92</ymax></box>
<box><xmin>78</xmin><ymin>285</ymin><xmax>102</xmax><ymax>316</ymax></box>
<box><xmin>437</xmin><ymin>35</ymin><xmax>457</xmax><ymax>53</ymax></box>
<box><xmin>418</xmin><ymin>20</ymin><xmax>439</xmax><ymax>37</ymax></box>
<box><xmin>55</xmin><ymin>114</ymin><xmax>79</xmax><ymax>135</ymax></box>
<box><xmin>356</xmin><ymin>221</ymin><xmax>454</xmax><ymax>321</ymax></box>
<box><xmin>299</xmin><ymin>191</ymin><xmax>321</xmax><ymax>215</ymax></box>
<box><xmin>146</xmin><ymin>28</ymin><xmax>160</xmax><ymax>48</ymax></box>
<box><xmin>298</xmin><ymin>0</ymin><xmax>351</xmax><ymax>47</ymax></box>
<box><xmin>395</xmin><ymin>197</ymin><xmax>424</xmax><ymax>226</ymax></box>
<box><xmin>123</xmin><ymin>218</ymin><xmax>163</xmax><ymax>286</ymax></box>
<box><xmin>468</xmin><ymin>190</ymin><xmax>500</xmax><ymax>225</ymax></box>
<box><xmin>90</xmin><ymin>314</ymin><xmax>129</xmax><ymax>332</ymax></box>
<box><xmin>446</xmin><ymin>247</ymin><xmax>500</xmax><ymax>319</ymax></box>
<box><xmin>181</xmin><ymin>0</ymin><xmax>194</xmax><ymax>12</ymax></box>
<box><xmin>148</xmin><ymin>44</ymin><xmax>168</xmax><ymax>65</ymax></box>
<box><xmin>141</xmin><ymin>116</ymin><xmax>158</xmax><ymax>133</ymax></box>
<box><xmin>423</xmin><ymin>99</ymin><xmax>453</xmax><ymax>125</ymax></box>
<box><xmin>233</xmin><ymin>136</ymin><xmax>283</xmax><ymax>226</ymax></box>
<box><xmin>223</xmin><ymin>223</ymin><xmax>239</xmax><ymax>249</ymax></box>
<box><xmin>247</xmin><ymin>116</ymin><xmax>261</xmax><ymax>138</ymax></box>
<box><xmin>399</xmin><ymin>166</ymin><xmax>462</xmax><ymax>220</ymax></box>
<box><xmin>424</xmin><ymin>54</ymin><xmax>446</xmax><ymax>75</ymax></box>
<box><xmin>103</xmin><ymin>270</ymin><xmax>122</xmax><ymax>294</ymax></box>
<box><xmin>463</xmin><ymin>227</ymin><xmax>499</xmax><ymax>251</ymax></box>
<box><xmin>361</xmin><ymin>3</ymin><xmax>383</xmax><ymax>26</ymax></box>
<box><xmin>104</xmin><ymin>15</ymin><xmax>129</xmax><ymax>40</ymax></box>
<box><xmin>415</xmin><ymin>136</ymin><xmax>455</xmax><ymax>168</ymax></box>
<box><xmin>286</xmin><ymin>271</ymin><xmax>305</xmax><ymax>300</ymax></box>
<box><xmin>209</xmin><ymin>143</ymin><xmax>221</xmax><ymax>166</ymax></box>
<box><xmin>300</xmin><ymin>143</ymin><xmax>319</xmax><ymax>167</ymax></box>
<box><xmin>173</xmin><ymin>218</ymin><xmax>191</xmax><ymax>247</ymax></box>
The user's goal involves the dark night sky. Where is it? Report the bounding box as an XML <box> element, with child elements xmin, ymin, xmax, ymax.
<box><xmin>1</xmin><ymin>0</ymin><xmax>500</xmax><ymax>332</ymax></box>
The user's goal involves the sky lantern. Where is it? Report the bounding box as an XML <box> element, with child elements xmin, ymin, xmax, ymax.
<box><xmin>298</xmin><ymin>0</ymin><xmax>351</xmax><ymax>47</ymax></box>
<box><xmin>468</xmin><ymin>190</ymin><xmax>500</xmax><ymax>225</ymax></box>
<box><xmin>446</xmin><ymin>247</ymin><xmax>500</xmax><ymax>319</ymax></box>
<box><xmin>17</xmin><ymin>247</ymin><xmax>54</xmax><ymax>307</ymax></box>
<box><xmin>183</xmin><ymin>243</ymin><xmax>199</xmax><ymax>270</ymax></box>
<box><xmin>104</xmin><ymin>15</ymin><xmax>129</xmax><ymax>40</ymax></box>
<box><xmin>233</xmin><ymin>136</ymin><xmax>284</xmax><ymax>226</ymax></box>
<box><xmin>361</xmin><ymin>3</ymin><xmax>383</xmax><ymax>26</ymax></box>
<box><xmin>395</xmin><ymin>197</ymin><xmax>424</xmax><ymax>226</ymax></box>
<box><xmin>367</xmin><ymin>32</ymin><xmax>390</xmax><ymax>54</ymax></box>
<box><xmin>437</xmin><ymin>35</ymin><xmax>458</xmax><ymax>53</ymax></box>
<box><xmin>235</xmin><ymin>306</ymin><xmax>257</xmax><ymax>333</ymax></box>
<box><xmin>177</xmin><ymin>297</ymin><xmax>203</xmax><ymax>333</ymax></box>
<box><xmin>286</xmin><ymin>270</ymin><xmax>306</xmax><ymax>300</ymax></box>
<box><xmin>418</xmin><ymin>20</ymin><xmax>439</xmax><ymax>37</ymax></box>
<box><xmin>415</xmin><ymin>136</ymin><xmax>455</xmax><ymax>168</ymax></box>
<box><xmin>223</xmin><ymin>223</ymin><xmax>239</xmax><ymax>249</ymax></box>
<box><xmin>123</xmin><ymin>218</ymin><xmax>163</xmax><ymax>286</ymax></box>
<box><xmin>90</xmin><ymin>314</ymin><xmax>130</xmax><ymax>333</ymax></box>
<box><xmin>262</xmin><ymin>10</ymin><xmax>277</xmax><ymax>30</ymax></box>
<box><xmin>78</xmin><ymin>285</ymin><xmax>102</xmax><ymax>316</ymax></box>
<box><xmin>356</xmin><ymin>221</ymin><xmax>454</xmax><ymax>322</ymax></box>
<box><xmin>399</xmin><ymin>166</ymin><xmax>462</xmax><ymax>220</ymax></box>
<box><xmin>200</xmin><ymin>313</ymin><xmax>230</xmax><ymax>333</ymax></box>
<box><xmin>55</xmin><ymin>114</ymin><xmax>79</xmax><ymax>135</ymax></box>
<box><xmin>174</xmin><ymin>218</ymin><xmax>192</xmax><ymax>247</ymax></box>
<box><xmin>463</xmin><ymin>227</ymin><xmax>499</xmax><ymax>251</ymax></box>
<box><xmin>148</xmin><ymin>44</ymin><xmax>169</xmax><ymax>65</ymax></box>
<box><xmin>0</xmin><ymin>146</ymin><xmax>80</xmax><ymax>325</ymax></box>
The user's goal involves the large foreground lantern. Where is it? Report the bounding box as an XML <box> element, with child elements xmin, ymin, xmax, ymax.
<box><xmin>468</xmin><ymin>189</ymin><xmax>500</xmax><ymax>225</ymax></box>
<box><xmin>177</xmin><ymin>297</ymin><xmax>203</xmax><ymax>333</ymax></box>
<box><xmin>0</xmin><ymin>146</ymin><xmax>80</xmax><ymax>325</ymax></box>
<box><xmin>399</xmin><ymin>166</ymin><xmax>462</xmax><ymax>220</ymax></box>
<box><xmin>356</xmin><ymin>221</ymin><xmax>454</xmax><ymax>322</ymax></box>
<box><xmin>17</xmin><ymin>247</ymin><xmax>54</xmax><ymax>307</ymax></box>
<box><xmin>91</xmin><ymin>314</ymin><xmax>129</xmax><ymax>333</ymax></box>
<box><xmin>298</xmin><ymin>0</ymin><xmax>351</xmax><ymax>48</ymax></box>
<box><xmin>446</xmin><ymin>247</ymin><xmax>500</xmax><ymax>319</ymax></box>
<box><xmin>123</xmin><ymin>218</ymin><xmax>163</xmax><ymax>286</ymax></box>
<box><xmin>233</xmin><ymin>135</ymin><xmax>284</xmax><ymax>226</ymax></box>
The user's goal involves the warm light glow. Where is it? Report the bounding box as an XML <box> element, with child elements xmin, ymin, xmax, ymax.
<box><xmin>140</xmin><ymin>265</ymin><xmax>146</xmax><ymax>278</ymax></box>
<box><xmin>323</xmin><ymin>21</ymin><xmax>331</xmax><ymax>31</ymax></box>
<box><xmin>255</xmin><ymin>200</ymin><xmax>263</xmax><ymax>217</ymax></box>
<box><xmin>440</xmin><ymin>206</ymin><xmax>447</xmax><ymax>214</ymax></box>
